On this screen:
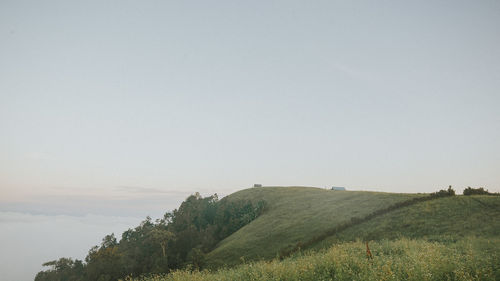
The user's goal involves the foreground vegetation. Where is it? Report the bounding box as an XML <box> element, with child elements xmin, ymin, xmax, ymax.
<box><xmin>127</xmin><ymin>238</ymin><xmax>500</xmax><ymax>281</ymax></box>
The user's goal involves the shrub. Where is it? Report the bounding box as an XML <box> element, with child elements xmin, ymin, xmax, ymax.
<box><xmin>463</xmin><ymin>186</ymin><xmax>493</xmax><ymax>196</ymax></box>
<box><xmin>431</xmin><ymin>186</ymin><xmax>456</xmax><ymax>197</ymax></box>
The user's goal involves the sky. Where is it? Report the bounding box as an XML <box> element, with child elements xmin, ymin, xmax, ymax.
<box><xmin>1</xmin><ymin>0</ymin><xmax>500</xmax><ymax>218</ymax></box>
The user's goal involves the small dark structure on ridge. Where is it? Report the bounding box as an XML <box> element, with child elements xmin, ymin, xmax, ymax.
<box><xmin>254</xmin><ymin>184</ymin><xmax>262</xmax><ymax>188</ymax></box>
<box><xmin>331</xmin><ymin>186</ymin><xmax>346</xmax><ymax>191</ymax></box>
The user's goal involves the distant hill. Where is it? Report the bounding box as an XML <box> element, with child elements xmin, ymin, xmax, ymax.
<box><xmin>205</xmin><ymin>186</ymin><xmax>423</xmax><ymax>267</ymax></box>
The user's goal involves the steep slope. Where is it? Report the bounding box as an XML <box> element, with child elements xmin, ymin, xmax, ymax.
<box><xmin>205</xmin><ymin>186</ymin><xmax>423</xmax><ymax>267</ymax></box>
<box><xmin>312</xmin><ymin>195</ymin><xmax>500</xmax><ymax>250</ymax></box>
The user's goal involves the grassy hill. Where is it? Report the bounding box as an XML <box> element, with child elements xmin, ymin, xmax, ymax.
<box><xmin>205</xmin><ymin>186</ymin><xmax>423</xmax><ymax>268</ymax></box>
<box><xmin>313</xmin><ymin>194</ymin><xmax>500</xmax><ymax>250</ymax></box>
<box><xmin>131</xmin><ymin>188</ymin><xmax>500</xmax><ymax>281</ymax></box>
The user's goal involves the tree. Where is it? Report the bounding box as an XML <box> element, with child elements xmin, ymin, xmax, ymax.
<box><xmin>431</xmin><ymin>186</ymin><xmax>456</xmax><ymax>197</ymax></box>
<box><xmin>447</xmin><ymin>185</ymin><xmax>455</xmax><ymax>196</ymax></box>
<box><xmin>187</xmin><ymin>247</ymin><xmax>205</xmax><ymax>269</ymax></box>
<box><xmin>100</xmin><ymin>233</ymin><xmax>117</xmax><ymax>249</ymax></box>
<box><xmin>148</xmin><ymin>228</ymin><xmax>175</xmax><ymax>257</ymax></box>
<box><xmin>35</xmin><ymin>258</ymin><xmax>84</xmax><ymax>281</ymax></box>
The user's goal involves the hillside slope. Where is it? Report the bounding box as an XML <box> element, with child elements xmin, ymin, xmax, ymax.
<box><xmin>205</xmin><ymin>186</ymin><xmax>422</xmax><ymax>267</ymax></box>
<box><xmin>136</xmin><ymin>190</ymin><xmax>500</xmax><ymax>281</ymax></box>
<box><xmin>313</xmin><ymin>195</ymin><xmax>500</xmax><ymax>250</ymax></box>
<box><xmin>138</xmin><ymin>238</ymin><xmax>500</xmax><ymax>281</ymax></box>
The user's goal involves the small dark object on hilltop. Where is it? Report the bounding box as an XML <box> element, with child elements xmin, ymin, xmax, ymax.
<box><xmin>430</xmin><ymin>186</ymin><xmax>456</xmax><ymax>198</ymax></box>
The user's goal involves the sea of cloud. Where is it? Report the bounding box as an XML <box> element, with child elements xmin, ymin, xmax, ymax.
<box><xmin>0</xmin><ymin>211</ymin><xmax>143</xmax><ymax>281</ymax></box>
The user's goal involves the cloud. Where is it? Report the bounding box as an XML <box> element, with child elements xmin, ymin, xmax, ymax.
<box><xmin>114</xmin><ymin>186</ymin><xmax>190</xmax><ymax>196</ymax></box>
<box><xmin>0</xmin><ymin>188</ymin><xmax>192</xmax><ymax>218</ymax></box>
<box><xmin>0</xmin><ymin>184</ymin><xmax>232</xmax><ymax>219</ymax></box>
<box><xmin>0</xmin><ymin>211</ymin><xmax>142</xmax><ymax>281</ymax></box>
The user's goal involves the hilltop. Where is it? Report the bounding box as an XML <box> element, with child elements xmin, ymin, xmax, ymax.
<box><xmin>205</xmin><ymin>186</ymin><xmax>423</xmax><ymax>267</ymax></box>
<box><xmin>206</xmin><ymin>186</ymin><xmax>500</xmax><ymax>268</ymax></box>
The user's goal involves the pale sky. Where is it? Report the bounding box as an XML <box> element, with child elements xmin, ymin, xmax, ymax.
<box><xmin>1</xmin><ymin>0</ymin><xmax>500</xmax><ymax>216</ymax></box>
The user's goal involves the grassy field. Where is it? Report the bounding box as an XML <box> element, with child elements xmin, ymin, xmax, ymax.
<box><xmin>128</xmin><ymin>238</ymin><xmax>500</xmax><ymax>281</ymax></box>
<box><xmin>313</xmin><ymin>195</ymin><xmax>500</xmax><ymax>250</ymax></box>
<box><xmin>205</xmin><ymin>186</ymin><xmax>422</xmax><ymax>268</ymax></box>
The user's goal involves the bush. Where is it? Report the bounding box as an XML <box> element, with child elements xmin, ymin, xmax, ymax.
<box><xmin>431</xmin><ymin>186</ymin><xmax>455</xmax><ymax>197</ymax></box>
<box><xmin>463</xmin><ymin>186</ymin><xmax>492</xmax><ymax>196</ymax></box>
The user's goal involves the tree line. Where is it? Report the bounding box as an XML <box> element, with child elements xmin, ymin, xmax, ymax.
<box><xmin>35</xmin><ymin>193</ymin><xmax>267</xmax><ymax>281</ymax></box>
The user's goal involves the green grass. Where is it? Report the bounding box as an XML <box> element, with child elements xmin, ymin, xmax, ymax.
<box><xmin>313</xmin><ymin>195</ymin><xmax>500</xmax><ymax>250</ymax></box>
<box><xmin>128</xmin><ymin>238</ymin><xmax>500</xmax><ymax>281</ymax></box>
<box><xmin>205</xmin><ymin>186</ymin><xmax>423</xmax><ymax>268</ymax></box>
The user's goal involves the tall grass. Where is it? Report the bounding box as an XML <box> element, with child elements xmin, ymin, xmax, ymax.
<box><xmin>314</xmin><ymin>195</ymin><xmax>500</xmax><ymax>251</ymax></box>
<box><xmin>127</xmin><ymin>238</ymin><xmax>500</xmax><ymax>281</ymax></box>
<box><xmin>279</xmin><ymin>193</ymin><xmax>450</xmax><ymax>258</ymax></box>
